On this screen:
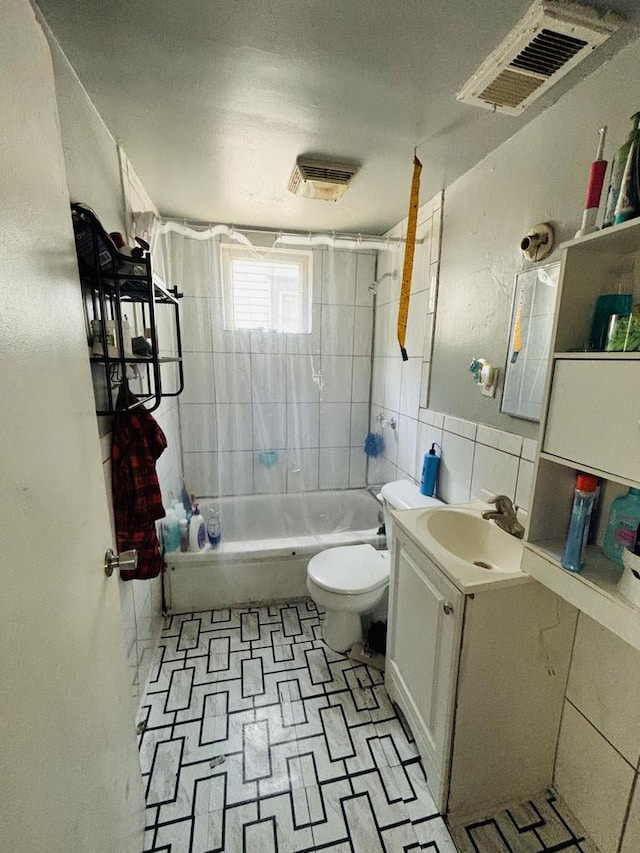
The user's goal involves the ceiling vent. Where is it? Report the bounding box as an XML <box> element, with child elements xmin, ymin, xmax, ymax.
<box><xmin>457</xmin><ymin>1</ymin><xmax>621</xmax><ymax>116</ymax></box>
<box><xmin>288</xmin><ymin>157</ymin><xmax>359</xmax><ymax>201</ymax></box>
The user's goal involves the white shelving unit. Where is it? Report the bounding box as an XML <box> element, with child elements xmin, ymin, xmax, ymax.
<box><xmin>525</xmin><ymin>217</ymin><xmax>640</xmax><ymax>650</ymax></box>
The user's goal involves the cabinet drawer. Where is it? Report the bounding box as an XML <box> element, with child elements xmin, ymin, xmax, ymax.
<box><xmin>544</xmin><ymin>360</ymin><xmax>640</xmax><ymax>481</ymax></box>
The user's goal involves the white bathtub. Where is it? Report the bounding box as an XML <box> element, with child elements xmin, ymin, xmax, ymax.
<box><xmin>164</xmin><ymin>489</ymin><xmax>384</xmax><ymax>612</ymax></box>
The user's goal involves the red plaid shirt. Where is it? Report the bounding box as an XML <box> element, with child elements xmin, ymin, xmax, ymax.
<box><xmin>111</xmin><ymin>393</ymin><xmax>167</xmax><ymax>581</ymax></box>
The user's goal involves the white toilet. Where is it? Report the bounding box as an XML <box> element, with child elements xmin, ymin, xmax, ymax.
<box><xmin>307</xmin><ymin>479</ymin><xmax>443</xmax><ymax>651</ymax></box>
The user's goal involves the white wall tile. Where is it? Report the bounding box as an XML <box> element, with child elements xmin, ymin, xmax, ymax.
<box><xmin>396</xmin><ymin>416</ymin><xmax>418</xmax><ymax>478</ymax></box>
<box><xmin>287</xmin><ymin>402</ymin><xmax>319</xmax><ymax>449</ymax></box>
<box><xmin>399</xmin><ymin>357</ymin><xmax>422</xmax><ymax>418</ymax></box>
<box><xmin>322</xmin><ymin>250</ymin><xmax>356</xmax><ymax>305</ymax></box>
<box><xmin>319</xmin><ymin>448</ymin><xmax>350</xmax><ymax>490</ymax></box>
<box><xmin>217</xmin><ymin>451</ymin><xmax>254</xmax><ymax>496</ymax></box>
<box><xmin>286</xmin><ymin>303</ymin><xmax>321</xmax><ymax>355</ymax></box>
<box><xmin>515</xmin><ymin>459</ymin><xmax>534</xmax><ymax>512</ymax></box>
<box><xmin>352</xmin><ymin>357</ymin><xmax>371</xmax><ymax>404</ymax></box>
<box><xmin>383</xmin><ymin>358</ymin><xmax>401</xmax><ymax>412</ymax></box>
<box><xmin>250</xmin><ymin>328</ymin><xmax>287</xmax><ymax>355</ymax></box>
<box><xmin>286</xmin><ymin>354</ymin><xmax>322</xmax><ymax>403</ymax></box>
<box><xmin>349</xmin><ymin>448</ymin><xmax>367</xmax><ymax>488</ymax></box>
<box><xmin>443</xmin><ymin>415</ymin><xmax>477</xmax><ymax>440</ymax></box>
<box><xmin>567</xmin><ymin>615</ymin><xmax>640</xmax><ymax>766</ymax></box>
<box><xmin>320</xmin><ymin>356</ymin><xmax>353</xmax><ymax>403</ymax></box>
<box><xmin>367</xmin><ymin>454</ymin><xmax>397</xmax><ymax>486</ymax></box>
<box><xmin>354</xmin><ymin>306</ymin><xmax>373</xmax><ymax>356</ymax></box>
<box><xmin>319</xmin><ymin>402</ymin><xmax>351</xmax><ymax>448</ymax></box>
<box><xmin>385</xmin><ymin>300</ymin><xmax>400</xmax><ymax>357</ymax></box>
<box><xmin>476</xmin><ymin>424</ymin><xmax>523</xmax><ymax>456</ymax></box>
<box><xmin>374</xmin><ymin>302</ymin><xmax>389</xmax><ymax>357</ymax></box>
<box><xmin>620</xmin><ymin>777</ymin><xmax>640</xmax><ymax>853</ymax></box>
<box><xmin>405</xmin><ymin>289</ymin><xmax>427</xmax><ymax>356</ymax></box>
<box><xmin>321</xmin><ymin>304</ymin><xmax>355</xmax><ymax>355</ymax></box>
<box><xmin>555</xmin><ymin>701</ymin><xmax>634</xmax><ymax>853</ymax></box>
<box><xmin>439</xmin><ymin>432</ymin><xmax>474</xmax><ymax>504</ymax></box>
<box><xmin>250</xmin><ymin>353</ymin><xmax>286</xmax><ymax>404</ymax></box>
<box><xmin>254</xmin><ymin>455</ymin><xmax>287</xmax><ymax>494</ymax></box>
<box><xmin>213</xmin><ymin>352</ymin><xmax>252</xmax><ymax>403</ymax></box>
<box><xmin>181</xmin><ymin>296</ymin><xmax>213</xmax><ymax>352</ymax></box>
<box><xmin>355</xmin><ymin>253</ymin><xmax>376</xmax><ymax>307</ymax></box>
<box><xmin>287</xmin><ymin>449</ymin><xmax>319</xmax><ymax>493</ymax></box>
<box><xmin>419</xmin><ymin>409</ymin><xmax>444</xmax><ymax>428</ymax></box>
<box><xmin>350</xmin><ymin>403</ymin><xmax>369</xmax><ymax>447</ymax></box>
<box><xmin>179</xmin><ymin>404</ymin><xmax>217</xmax><ymax>453</ymax></box>
<box><xmin>215</xmin><ymin>403</ymin><xmax>252</xmax><ymax>451</ymax></box>
<box><xmin>253</xmin><ymin>403</ymin><xmax>287</xmax><ymax>450</ymax></box>
<box><xmin>183</xmin><ymin>451</ymin><xmax>218</xmax><ymax>497</ymax></box>
<box><xmin>371</xmin><ymin>357</ymin><xmax>385</xmax><ymax>407</ymax></box>
<box><xmin>470</xmin><ymin>444</ymin><xmax>519</xmax><ymax>502</ymax></box>
<box><xmin>522</xmin><ymin>437</ymin><xmax>539</xmax><ymax>462</ymax></box>
<box><xmin>182</xmin><ymin>352</ymin><xmax>215</xmax><ymax>404</ymax></box>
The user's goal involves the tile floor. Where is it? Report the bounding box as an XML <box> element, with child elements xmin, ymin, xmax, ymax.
<box><xmin>138</xmin><ymin>598</ymin><xmax>599</xmax><ymax>853</ymax></box>
<box><xmin>138</xmin><ymin>599</ymin><xmax>455</xmax><ymax>852</ymax></box>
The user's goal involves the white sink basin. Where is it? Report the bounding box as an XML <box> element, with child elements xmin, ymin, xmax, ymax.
<box><xmin>416</xmin><ymin>508</ymin><xmax>523</xmax><ymax>574</ymax></box>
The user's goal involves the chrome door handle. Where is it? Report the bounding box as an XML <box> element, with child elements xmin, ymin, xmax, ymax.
<box><xmin>442</xmin><ymin>601</ymin><xmax>453</xmax><ymax>616</ymax></box>
<box><xmin>104</xmin><ymin>548</ymin><xmax>138</xmax><ymax>577</ymax></box>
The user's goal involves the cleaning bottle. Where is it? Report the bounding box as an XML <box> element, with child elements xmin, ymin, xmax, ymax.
<box><xmin>561</xmin><ymin>474</ymin><xmax>598</xmax><ymax>573</ymax></box>
<box><xmin>603</xmin><ymin>112</ymin><xmax>640</xmax><ymax>227</ymax></box>
<box><xmin>603</xmin><ymin>487</ymin><xmax>640</xmax><ymax>567</ymax></box>
<box><xmin>189</xmin><ymin>504</ymin><xmax>207</xmax><ymax>551</ymax></box>
<box><xmin>206</xmin><ymin>507</ymin><xmax>222</xmax><ymax>547</ymax></box>
<box><xmin>161</xmin><ymin>507</ymin><xmax>180</xmax><ymax>553</ymax></box>
<box><xmin>420</xmin><ymin>443</ymin><xmax>440</xmax><ymax>497</ymax></box>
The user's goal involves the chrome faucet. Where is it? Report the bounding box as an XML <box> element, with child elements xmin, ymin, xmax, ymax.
<box><xmin>481</xmin><ymin>495</ymin><xmax>525</xmax><ymax>539</ymax></box>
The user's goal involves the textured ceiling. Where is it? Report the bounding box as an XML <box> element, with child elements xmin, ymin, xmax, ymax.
<box><xmin>37</xmin><ymin>0</ymin><xmax>640</xmax><ymax>233</ymax></box>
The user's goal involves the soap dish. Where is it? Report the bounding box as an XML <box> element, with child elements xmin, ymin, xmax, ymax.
<box><xmin>619</xmin><ymin>550</ymin><xmax>640</xmax><ymax>608</ymax></box>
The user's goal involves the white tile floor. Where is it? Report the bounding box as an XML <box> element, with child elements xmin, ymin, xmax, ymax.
<box><xmin>138</xmin><ymin>598</ymin><xmax>597</xmax><ymax>853</ymax></box>
<box><xmin>138</xmin><ymin>599</ymin><xmax>456</xmax><ymax>852</ymax></box>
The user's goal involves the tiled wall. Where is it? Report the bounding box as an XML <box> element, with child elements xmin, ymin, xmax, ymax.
<box><xmin>556</xmin><ymin>614</ymin><xmax>640</xmax><ymax>852</ymax></box>
<box><xmin>179</xmin><ymin>240</ymin><xmax>376</xmax><ymax>496</ymax></box>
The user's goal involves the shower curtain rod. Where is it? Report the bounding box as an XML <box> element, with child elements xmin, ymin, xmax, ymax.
<box><xmin>155</xmin><ymin>218</ymin><xmax>420</xmax><ymax>249</ymax></box>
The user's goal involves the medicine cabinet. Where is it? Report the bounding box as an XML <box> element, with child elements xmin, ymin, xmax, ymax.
<box><xmin>71</xmin><ymin>203</ymin><xmax>184</xmax><ymax>415</ymax></box>
<box><xmin>524</xmin><ymin>216</ymin><xmax>640</xmax><ymax>651</ymax></box>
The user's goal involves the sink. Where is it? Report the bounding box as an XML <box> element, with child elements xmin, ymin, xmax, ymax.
<box><xmin>416</xmin><ymin>508</ymin><xmax>524</xmax><ymax>574</ymax></box>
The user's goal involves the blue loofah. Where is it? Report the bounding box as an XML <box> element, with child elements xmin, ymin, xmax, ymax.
<box><xmin>364</xmin><ymin>432</ymin><xmax>385</xmax><ymax>457</ymax></box>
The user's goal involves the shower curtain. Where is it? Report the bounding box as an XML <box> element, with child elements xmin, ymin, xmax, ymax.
<box><xmin>146</xmin><ymin>219</ymin><xmax>376</xmax><ymax>542</ymax></box>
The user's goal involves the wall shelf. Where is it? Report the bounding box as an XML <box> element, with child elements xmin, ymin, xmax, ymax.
<box><xmin>71</xmin><ymin>203</ymin><xmax>184</xmax><ymax>415</ymax></box>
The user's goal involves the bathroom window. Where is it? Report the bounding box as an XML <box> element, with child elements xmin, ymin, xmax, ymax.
<box><xmin>220</xmin><ymin>245</ymin><xmax>312</xmax><ymax>333</ymax></box>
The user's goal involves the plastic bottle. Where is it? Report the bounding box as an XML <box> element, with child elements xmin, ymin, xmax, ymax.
<box><xmin>561</xmin><ymin>474</ymin><xmax>598</xmax><ymax>573</ymax></box>
<box><xmin>603</xmin><ymin>487</ymin><xmax>640</xmax><ymax>567</ymax></box>
<box><xmin>161</xmin><ymin>507</ymin><xmax>180</xmax><ymax>553</ymax></box>
<box><xmin>613</xmin><ymin>137</ymin><xmax>640</xmax><ymax>225</ymax></box>
<box><xmin>179</xmin><ymin>519</ymin><xmax>189</xmax><ymax>552</ymax></box>
<box><xmin>189</xmin><ymin>504</ymin><xmax>207</xmax><ymax>551</ymax></box>
<box><xmin>206</xmin><ymin>507</ymin><xmax>222</xmax><ymax>547</ymax></box>
<box><xmin>420</xmin><ymin>443</ymin><xmax>440</xmax><ymax>497</ymax></box>
<box><xmin>603</xmin><ymin>112</ymin><xmax>640</xmax><ymax>227</ymax></box>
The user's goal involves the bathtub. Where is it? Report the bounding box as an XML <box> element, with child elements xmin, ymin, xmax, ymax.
<box><xmin>164</xmin><ymin>489</ymin><xmax>384</xmax><ymax>612</ymax></box>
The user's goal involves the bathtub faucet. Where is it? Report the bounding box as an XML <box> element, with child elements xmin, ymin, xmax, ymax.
<box><xmin>481</xmin><ymin>495</ymin><xmax>525</xmax><ymax>539</ymax></box>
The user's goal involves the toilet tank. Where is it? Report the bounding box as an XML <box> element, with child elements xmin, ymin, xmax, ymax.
<box><xmin>379</xmin><ymin>479</ymin><xmax>442</xmax><ymax>543</ymax></box>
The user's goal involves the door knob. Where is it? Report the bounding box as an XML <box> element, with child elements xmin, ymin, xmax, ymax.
<box><xmin>442</xmin><ymin>601</ymin><xmax>453</xmax><ymax>615</ymax></box>
<box><xmin>104</xmin><ymin>548</ymin><xmax>138</xmax><ymax>577</ymax></box>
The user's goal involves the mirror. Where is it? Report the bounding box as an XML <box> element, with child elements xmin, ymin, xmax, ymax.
<box><xmin>501</xmin><ymin>261</ymin><xmax>560</xmax><ymax>422</ymax></box>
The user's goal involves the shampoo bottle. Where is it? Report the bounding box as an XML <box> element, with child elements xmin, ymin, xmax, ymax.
<box><xmin>603</xmin><ymin>487</ymin><xmax>640</xmax><ymax>566</ymax></box>
<box><xmin>189</xmin><ymin>504</ymin><xmax>207</xmax><ymax>552</ymax></box>
<box><xmin>561</xmin><ymin>474</ymin><xmax>598</xmax><ymax>573</ymax></box>
<box><xmin>420</xmin><ymin>443</ymin><xmax>440</xmax><ymax>497</ymax></box>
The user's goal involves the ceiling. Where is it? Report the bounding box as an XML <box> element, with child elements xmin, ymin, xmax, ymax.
<box><xmin>38</xmin><ymin>0</ymin><xmax>640</xmax><ymax>234</ymax></box>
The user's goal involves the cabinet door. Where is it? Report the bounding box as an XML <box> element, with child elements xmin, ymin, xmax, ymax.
<box><xmin>386</xmin><ymin>535</ymin><xmax>464</xmax><ymax>810</ymax></box>
<box><xmin>544</xmin><ymin>360</ymin><xmax>640</xmax><ymax>481</ymax></box>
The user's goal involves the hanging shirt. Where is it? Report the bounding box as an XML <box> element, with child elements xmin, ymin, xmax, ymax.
<box><xmin>111</xmin><ymin>390</ymin><xmax>167</xmax><ymax>581</ymax></box>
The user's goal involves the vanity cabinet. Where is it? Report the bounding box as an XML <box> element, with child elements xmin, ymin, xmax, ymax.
<box><xmin>386</xmin><ymin>521</ymin><xmax>576</xmax><ymax>820</ymax></box>
<box><xmin>525</xmin><ymin>216</ymin><xmax>640</xmax><ymax>651</ymax></box>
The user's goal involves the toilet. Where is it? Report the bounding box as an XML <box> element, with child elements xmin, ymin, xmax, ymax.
<box><xmin>307</xmin><ymin>479</ymin><xmax>443</xmax><ymax>651</ymax></box>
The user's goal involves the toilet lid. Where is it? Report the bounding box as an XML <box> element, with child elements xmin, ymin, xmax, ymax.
<box><xmin>308</xmin><ymin>544</ymin><xmax>390</xmax><ymax>594</ymax></box>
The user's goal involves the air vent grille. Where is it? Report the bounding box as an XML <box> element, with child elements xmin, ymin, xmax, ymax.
<box><xmin>288</xmin><ymin>157</ymin><xmax>359</xmax><ymax>201</ymax></box>
<box><xmin>457</xmin><ymin>1</ymin><xmax>620</xmax><ymax>115</ymax></box>
<box><xmin>510</xmin><ymin>29</ymin><xmax>587</xmax><ymax>76</ymax></box>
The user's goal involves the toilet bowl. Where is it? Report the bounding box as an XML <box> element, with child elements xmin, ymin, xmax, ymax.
<box><xmin>307</xmin><ymin>479</ymin><xmax>442</xmax><ymax>651</ymax></box>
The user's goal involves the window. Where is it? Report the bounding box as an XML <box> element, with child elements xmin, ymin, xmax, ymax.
<box><xmin>220</xmin><ymin>245</ymin><xmax>313</xmax><ymax>333</ymax></box>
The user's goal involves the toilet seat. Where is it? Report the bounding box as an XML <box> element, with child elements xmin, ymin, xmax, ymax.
<box><xmin>307</xmin><ymin>544</ymin><xmax>390</xmax><ymax>595</ymax></box>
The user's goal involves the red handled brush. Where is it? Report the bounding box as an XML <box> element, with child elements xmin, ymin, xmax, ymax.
<box><xmin>575</xmin><ymin>126</ymin><xmax>608</xmax><ymax>238</ymax></box>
